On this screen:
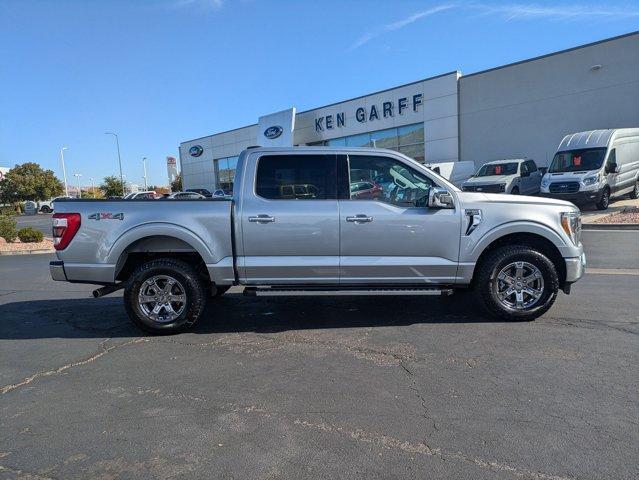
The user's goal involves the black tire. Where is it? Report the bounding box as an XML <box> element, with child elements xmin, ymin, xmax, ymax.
<box><xmin>596</xmin><ymin>187</ymin><xmax>610</xmax><ymax>210</ymax></box>
<box><xmin>124</xmin><ymin>258</ymin><xmax>207</xmax><ymax>334</ymax></box>
<box><xmin>629</xmin><ymin>179</ymin><xmax>639</xmax><ymax>199</ymax></box>
<box><xmin>41</xmin><ymin>205</ymin><xmax>52</xmax><ymax>213</ymax></box>
<box><xmin>474</xmin><ymin>245</ymin><xmax>559</xmax><ymax>321</ymax></box>
<box><xmin>511</xmin><ymin>186</ymin><xmax>520</xmax><ymax>195</ymax></box>
<box><xmin>213</xmin><ymin>285</ymin><xmax>230</xmax><ymax>297</ymax></box>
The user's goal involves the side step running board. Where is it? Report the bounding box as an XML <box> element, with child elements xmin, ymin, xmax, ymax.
<box><xmin>244</xmin><ymin>287</ymin><xmax>454</xmax><ymax>297</ymax></box>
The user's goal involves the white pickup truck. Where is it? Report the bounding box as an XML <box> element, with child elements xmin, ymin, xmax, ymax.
<box><xmin>50</xmin><ymin>147</ymin><xmax>585</xmax><ymax>333</ymax></box>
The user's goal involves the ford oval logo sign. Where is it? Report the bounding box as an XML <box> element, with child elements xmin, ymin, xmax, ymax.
<box><xmin>189</xmin><ymin>145</ymin><xmax>203</xmax><ymax>157</ymax></box>
<box><xmin>264</xmin><ymin>126</ymin><xmax>283</xmax><ymax>139</ymax></box>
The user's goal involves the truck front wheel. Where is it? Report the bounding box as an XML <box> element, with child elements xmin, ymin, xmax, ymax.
<box><xmin>124</xmin><ymin>258</ymin><xmax>207</xmax><ymax>334</ymax></box>
<box><xmin>475</xmin><ymin>245</ymin><xmax>559</xmax><ymax>321</ymax></box>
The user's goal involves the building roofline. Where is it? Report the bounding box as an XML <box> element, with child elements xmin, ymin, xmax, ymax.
<box><xmin>180</xmin><ymin>124</ymin><xmax>258</xmax><ymax>145</ymax></box>
<box><xmin>296</xmin><ymin>70</ymin><xmax>460</xmax><ymax>114</ymax></box>
<box><xmin>461</xmin><ymin>30</ymin><xmax>639</xmax><ymax>80</ymax></box>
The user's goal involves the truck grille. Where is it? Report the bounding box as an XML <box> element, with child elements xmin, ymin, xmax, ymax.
<box><xmin>462</xmin><ymin>184</ymin><xmax>505</xmax><ymax>193</ymax></box>
<box><xmin>549</xmin><ymin>182</ymin><xmax>580</xmax><ymax>194</ymax></box>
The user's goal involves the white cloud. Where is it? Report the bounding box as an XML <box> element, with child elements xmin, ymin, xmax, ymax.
<box><xmin>474</xmin><ymin>3</ymin><xmax>639</xmax><ymax>21</ymax></box>
<box><xmin>348</xmin><ymin>4</ymin><xmax>455</xmax><ymax>51</ymax></box>
<box><xmin>348</xmin><ymin>2</ymin><xmax>639</xmax><ymax>50</ymax></box>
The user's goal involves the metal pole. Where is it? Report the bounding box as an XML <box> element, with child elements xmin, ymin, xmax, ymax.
<box><xmin>60</xmin><ymin>147</ymin><xmax>69</xmax><ymax>196</ymax></box>
<box><xmin>74</xmin><ymin>173</ymin><xmax>82</xmax><ymax>199</ymax></box>
<box><xmin>105</xmin><ymin>132</ymin><xmax>125</xmax><ymax>196</ymax></box>
<box><xmin>90</xmin><ymin>177</ymin><xmax>95</xmax><ymax>191</ymax></box>
<box><xmin>142</xmin><ymin>157</ymin><xmax>148</xmax><ymax>191</ymax></box>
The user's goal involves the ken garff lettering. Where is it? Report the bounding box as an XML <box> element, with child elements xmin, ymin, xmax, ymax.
<box><xmin>264</xmin><ymin>125</ymin><xmax>284</xmax><ymax>139</ymax></box>
<box><xmin>315</xmin><ymin>93</ymin><xmax>423</xmax><ymax>132</ymax></box>
<box><xmin>189</xmin><ymin>145</ymin><xmax>204</xmax><ymax>157</ymax></box>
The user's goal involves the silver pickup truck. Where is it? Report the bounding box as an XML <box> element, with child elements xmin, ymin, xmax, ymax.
<box><xmin>50</xmin><ymin>147</ymin><xmax>585</xmax><ymax>333</ymax></box>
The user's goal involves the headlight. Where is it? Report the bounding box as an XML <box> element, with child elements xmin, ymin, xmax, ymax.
<box><xmin>561</xmin><ymin>211</ymin><xmax>581</xmax><ymax>245</ymax></box>
<box><xmin>582</xmin><ymin>174</ymin><xmax>599</xmax><ymax>186</ymax></box>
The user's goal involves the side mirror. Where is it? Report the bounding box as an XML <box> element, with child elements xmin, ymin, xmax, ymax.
<box><xmin>539</xmin><ymin>167</ymin><xmax>548</xmax><ymax>175</ymax></box>
<box><xmin>428</xmin><ymin>187</ymin><xmax>454</xmax><ymax>209</ymax></box>
<box><xmin>606</xmin><ymin>163</ymin><xmax>619</xmax><ymax>174</ymax></box>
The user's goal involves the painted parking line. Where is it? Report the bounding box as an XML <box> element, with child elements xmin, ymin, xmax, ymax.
<box><xmin>587</xmin><ymin>268</ymin><xmax>639</xmax><ymax>276</ymax></box>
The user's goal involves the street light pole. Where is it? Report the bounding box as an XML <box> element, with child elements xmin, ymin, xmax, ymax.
<box><xmin>142</xmin><ymin>157</ymin><xmax>148</xmax><ymax>191</ymax></box>
<box><xmin>89</xmin><ymin>177</ymin><xmax>95</xmax><ymax>192</ymax></box>
<box><xmin>60</xmin><ymin>147</ymin><xmax>69</xmax><ymax>196</ymax></box>
<box><xmin>104</xmin><ymin>132</ymin><xmax>125</xmax><ymax>196</ymax></box>
<box><xmin>73</xmin><ymin>173</ymin><xmax>82</xmax><ymax>199</ymax></box>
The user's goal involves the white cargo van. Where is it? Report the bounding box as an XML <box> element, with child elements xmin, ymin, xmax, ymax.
<box><xmin>540</xmin><ymin>129</ymin><xmax>639</xmax><ymax>210</ymax></box>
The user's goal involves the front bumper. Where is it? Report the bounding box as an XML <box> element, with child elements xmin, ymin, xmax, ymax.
<box><xmin>539</xmin><ymin>189</ymin><xmax>603</xmax><ymax>205</ymax></box>
<box><xmin>50</xmin><ymin>261</ymin><xmax>67</xmax><ymax>281</ymax></box>
<box><xmin>565</xmin><ymin>252</ymin><xmax>586</xmax><ymax>284</ymax></box>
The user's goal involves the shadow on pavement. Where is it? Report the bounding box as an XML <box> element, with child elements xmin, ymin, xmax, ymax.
<box><xmin>0</xmin><ymin>291</ymin><xmax>504</xmax><ymax>340</ymax></box>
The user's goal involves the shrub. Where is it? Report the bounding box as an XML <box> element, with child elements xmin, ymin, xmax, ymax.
<box><xmin>0</xmin><ymin>215</ymin><xmax>17</xmax><ymax>242</ymax></box>
<box><xmin>0</xmin><ymin>206</ymin><xmax>16</xmax><ymax>215</ymax></box>
<box><xmin>17</xmin><ymin>226</ymin><xmax>44</xmax><ymax>243</ymax></box>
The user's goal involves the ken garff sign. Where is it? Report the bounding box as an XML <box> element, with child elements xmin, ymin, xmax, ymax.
<box><xmin>314</xmin><ymin>93</ymin><xmax>423</xmax><ymax>132</ymax></box>
<box><xmin>264</xmin><ymin>125</ymin><xmax>283</xmax><ymax>139</ymax></box>
<box><xmin>188</xmin><ymin>145</ymin><xmax>204</xmax><ymax>157</ymax></box>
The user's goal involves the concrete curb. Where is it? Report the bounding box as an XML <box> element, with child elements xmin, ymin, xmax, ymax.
<box><xmin>0</xmin><ymin>248</ymin><xmax>55</xmax><ymax>256</ymax></box>
<box><xmin>582</xmin><ymin>223</ymin><xmax>639</xmax><ymax>230</ymax></box>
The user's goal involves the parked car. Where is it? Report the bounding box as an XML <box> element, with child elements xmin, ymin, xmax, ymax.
<box><xmin>50</xmin><ymin>146</ymin><xmax>584</xmax><ymax>334</ymax></box>
<box><xmin>38</xmin><ymin>196</ymin><xmax>72</xmax><ymax>213</ymax></box>
<box><xmin>123</xmin><ymin>191</ymin><xmax>157</xmax><ymax>199</ymax></box>
<box><xmin>165</xmin><ymin>192</ymin><xmax>206</xmax><ymax>200</ymax></box>
<box><xmin>462</xmin><ymin>159</ymin><xmax>542</xmax><ymax>195</ymax></box>
<box><xmin>187</xmin><ymin>188</ymin><xmax>213</xmax><ymax>198</ymax></box>
<box><xmin>540</xmin><ymin>128</ymin><xmax>639</xmax><ymax>210</ymax></box>
<box><xmin>425</xmin><ymin>161</ymin><xmax>476</xmax><ymax>187</ymax></box>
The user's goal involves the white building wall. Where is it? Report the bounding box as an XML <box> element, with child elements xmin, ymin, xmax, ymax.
<box><xmin>459</xmin><ymin>32</ymin><xmax>639</xmax><ymax>169</ymax></box>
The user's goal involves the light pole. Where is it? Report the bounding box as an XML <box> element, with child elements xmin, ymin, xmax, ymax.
<box><xmin>73</xmin><ymin>173</ymin><xmax>82</xmax><ymax>199</ymax></box>
<box><xmin>89</xmin><ymin>177</ymin><xmax>95</xmax><ymax>192</ymax></box>
<box><xmin>104</xmin><ymin>132</ymin><xmax>125</xmax><ymax>196</ymax></box>
<box><xmin>60</xmin><ymin>147</ymin><xmax>69</xmax><ymax>196</ymax></box>
<box><xmin>142</xmin><ymin>157</ymin><xmax>148</xmax><ymax>191</ymax></box>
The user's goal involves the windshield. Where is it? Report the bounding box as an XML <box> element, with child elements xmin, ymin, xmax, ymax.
<box><xmin>549</xmin><ymin>148</ymin><xmax>606</xmax><ymax>173</ymax></box>
<box><xmin>474</xmin><ymin>162</ymin><xmax>518</xmax><ymax>177</ymax></box>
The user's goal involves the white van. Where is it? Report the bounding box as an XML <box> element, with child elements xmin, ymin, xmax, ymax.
<box><xmin>540</xmin><ymin>129</ymin><xmax>639</xmax><ymax>210</ymax></box>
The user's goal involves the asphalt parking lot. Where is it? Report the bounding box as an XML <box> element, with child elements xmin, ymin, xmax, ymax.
<box><xmin>1</xmin><ymin>230</ymin><xmax>638</xmax><ymax>480</ymax></box>
<box><xmin>13</xmin><ymin>213</ymin><xmax>53</xmax><ymax>237</ymax></box>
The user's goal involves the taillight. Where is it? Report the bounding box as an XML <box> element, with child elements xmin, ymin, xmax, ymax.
<box><xmin>52</xmin><ymin>213</ymin><xmax>81</xmax><ymax>250</ymax></box>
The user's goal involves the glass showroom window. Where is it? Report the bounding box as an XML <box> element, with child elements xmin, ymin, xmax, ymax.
<box><xmin>306</xmin><ymin>123</ymin><xmax>425</xmax><ymax>163</ymax></box>
<box><xmin>213</xmin><ymin>156</ymin><xmax>238</xmax><ymax>193</ymax></box>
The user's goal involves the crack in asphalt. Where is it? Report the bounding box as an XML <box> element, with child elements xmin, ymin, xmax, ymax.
<box><xmin>546</xmin><ymin>317</ymin><xmax>639</xmax><ymax>336</ymax></box>
<box><xmin>0</xmin><ymin>463</ymin><xmax>57</xmax><ymax>479</ymax></box>
<box><xmin>399</xmin><ymin>361</ymin><xmax>439</xmax><ymax>434</ymax></box>
<box><xmin>0</xmin><ymin>338</ymin><xmax>146</xmax><ymax>395</ymax></box>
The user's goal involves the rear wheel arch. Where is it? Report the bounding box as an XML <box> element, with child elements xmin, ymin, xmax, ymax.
<box><xmin>115</xmin><ymin>235</ymin><xmax>211</xmax><ymax>286</ymax></box>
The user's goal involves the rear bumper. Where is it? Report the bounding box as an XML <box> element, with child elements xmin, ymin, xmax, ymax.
<box><xmin>50</xmin><ymin>261</ymin><xmax>67</xmax><ymax>281</ymax></box>
<box><xmin>539</xmin><ymin>189</ymin><xmax>602</xmax><ymax>205</ymax></box>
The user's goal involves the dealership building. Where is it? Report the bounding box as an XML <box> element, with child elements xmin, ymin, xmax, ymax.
<box><xmin>179</xmin><ymin>31</ymin><xmax>639</xmax><ymax>192</ymax></box>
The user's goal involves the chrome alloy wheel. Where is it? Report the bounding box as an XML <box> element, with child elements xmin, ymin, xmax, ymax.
<box><xmin>138</xmin><ymin>275</ymin><xmax>187</xmax><ymax>323</ymax></box>
<box><xmin>492</xmin><ymin>261</ymin><xmax>545</xmax><ymax>311</ymax></box>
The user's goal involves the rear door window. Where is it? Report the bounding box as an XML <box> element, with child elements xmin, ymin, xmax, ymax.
<box><xmin>256</xmin><ymin>155</ymin><xmax>337</xmax><ymax>200</ymax></box>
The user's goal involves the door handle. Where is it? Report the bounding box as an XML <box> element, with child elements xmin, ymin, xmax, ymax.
<box><xmin>346</xmin><ymin>215</ymin><xmax>373</xmax><ymax>223</ymax></box>
<box><xmin>248</xmin><ymin>214</ymin><xmax>275</xmax><ymax>223</ymax></box>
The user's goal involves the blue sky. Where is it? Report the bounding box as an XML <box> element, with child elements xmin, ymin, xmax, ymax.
<box><xmin>1</xmin><ymin>0</ymin><xmax>638</xmax><ymax>187</ymax></box>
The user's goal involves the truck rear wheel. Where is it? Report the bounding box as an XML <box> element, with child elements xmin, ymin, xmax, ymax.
<box><xmin>124</xmin><ymin>258</ymin><xmax>207</xmax><ymax>334</ymax></box>
<box><xmin>475</xmin><ymin>245</ymin><xmax>559</xmax><ymax>321</ymax></box>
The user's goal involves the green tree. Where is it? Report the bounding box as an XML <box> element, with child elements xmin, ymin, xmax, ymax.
<box><xmin>170</xmin><ymin>173</ymin><xmax>182</xmax><ymax>192</ymax></box>
<box><xmin>100</xmin><ymin>176</ymin><xmax>126</xmax><ymax>197</ymax></box>
<box><xmin>0</xmin><ymin>163</ymin><xmax>64</xmax><ymax>203</ymax></box>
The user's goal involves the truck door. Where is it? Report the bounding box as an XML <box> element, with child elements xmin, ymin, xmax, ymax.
<box><xmin>239</xmin><ymin>153</ymin><xmax>340</xmax><ymax>284</ymax></box>
<box><xmin>338</xmin><ymin>154</ymin><xmax>462</xmax><ymax>284</ymax></box>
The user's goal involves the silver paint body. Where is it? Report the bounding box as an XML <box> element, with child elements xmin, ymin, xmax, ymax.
<box><xmin>51</xmin><ymin>147</ymin><xmax>584</xmax><ymax>287</ymax></box>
